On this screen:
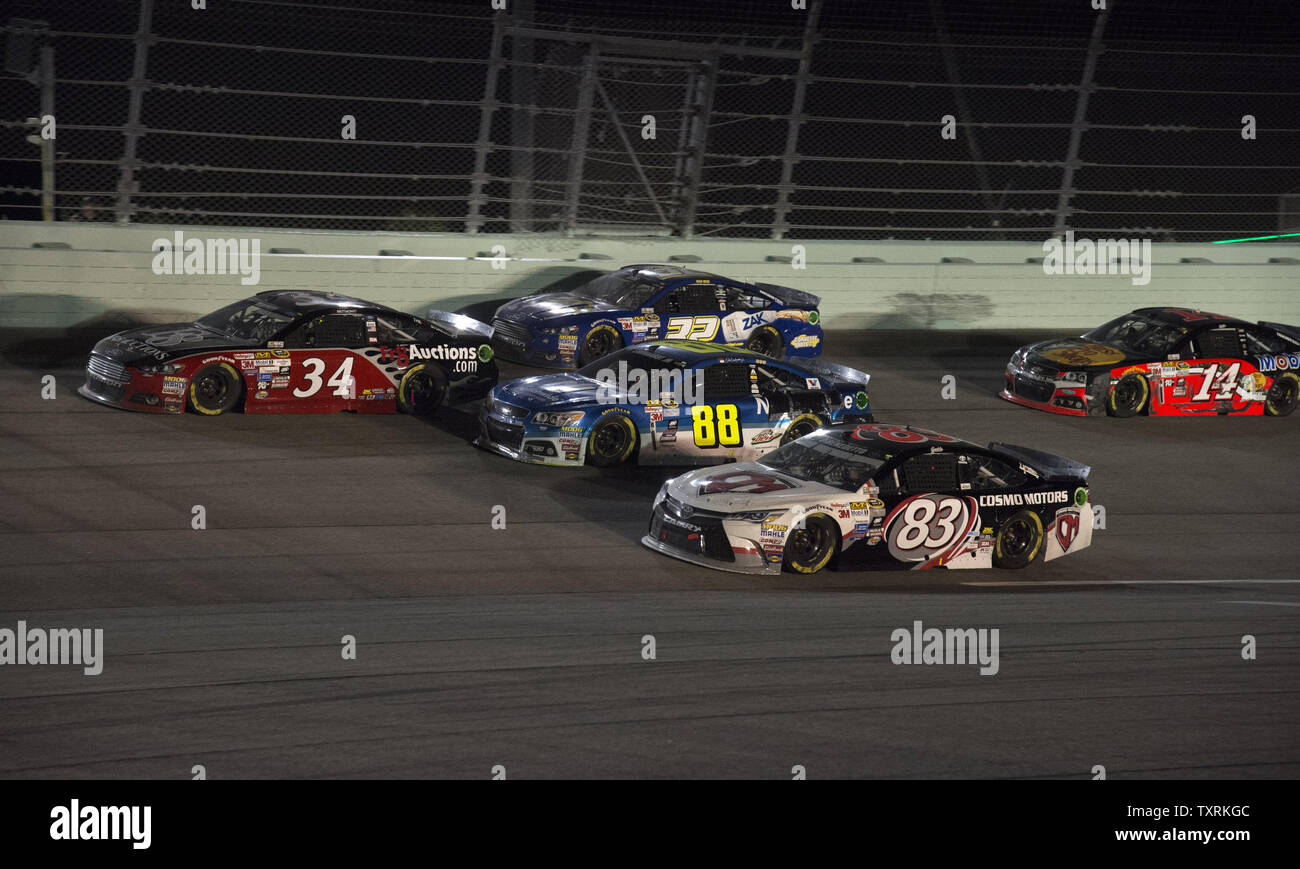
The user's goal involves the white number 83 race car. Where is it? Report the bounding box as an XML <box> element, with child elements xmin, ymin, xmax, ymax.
<box><xmin>643</xmin><ymin>423</ymin><xmax>1094</xmax><ymax>575</ymax></box>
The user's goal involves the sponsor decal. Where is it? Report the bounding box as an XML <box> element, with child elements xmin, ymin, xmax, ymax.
<box><xmin>698</xmin><ymin>471</ymin><xmax>793</xmax><ymax>495</ymax></box>
<box><xmin>271</xmin><ymin>376</ymin><xmax>290</xmax><ymax>388</ymax></box>
<box><xmin>255</xmin><ymin>390</ymin><xmax>268</xmax><ymax>399</ymax></box>
<box><xmin>161</xmin><ymin>375</ymin><xmax>186</xmax><ymax>396</ymax></box>
<box><xmin>1256</xmin><ymin>353</ymin><xmax>1300</xmax><ymax>373</ymax></box>
<box><xmin>790</xmin><ymin>334</ymin><xmax>820</xmax><ymax>350</ymax></box>
<box><xmin>805</xmin><ymin>377</ymin><xmax>821</xmax><ymax>389</ymax></box>
<box><xmin>750</xmin><ymin>428</ymin><xmax>780</xmax><ymax>445</ymax></box>
<box><xmin>1055</xmin><ymin>512</ymin><xmax>1080</xmax><ymax>551</ymax></box>
<box><xmin>1073</xmin><ymin>487</ymin><xmax>1088</xmax><ymax>507</ymax></box>
<box><xmin>977</xmin><ymin>491</ymin><xmax>1071</xmax><ymax>507</ymax></box>
<box><xmin>1040</xmin><ymin>343</ymin><xmax>1126</xmax><ymax>367</ymax></box>
<box><xmin>661</xmin><ymin>420</ymin><xmax>678</xmax><ymax>443</ymax></box>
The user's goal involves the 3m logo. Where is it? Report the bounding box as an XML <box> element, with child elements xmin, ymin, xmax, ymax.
<box><xmin>1055</xmin><ymin>513</ymin><xmax>1080</xmax><ymax>551</ymax></box>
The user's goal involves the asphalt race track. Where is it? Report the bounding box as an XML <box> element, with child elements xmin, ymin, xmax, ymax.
<box><xmin>1</xmin><ymin>331</ymin><xmax>1297</xmax><ymax>778</ymax></box>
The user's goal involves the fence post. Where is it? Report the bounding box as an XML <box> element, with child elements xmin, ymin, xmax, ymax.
<box><xmin>114</xmin><ymin>0</ymin><xmax>153</xmax><ymax>225</ymax></box>
<box><xmin>467</xmin><ymin>12</ymin><xmax>506</xmax><ymax>235</ymax></box>
<box><xmin>1053</xmin><ymin>3</ymin><xmax>1109</xmax><ymax>237</ymax></box>
<box><xmin>563</xmin><ymin>47</ymin><xmax>599</xmax><ymax>236</ymax></box>
<box><xmin>771</xmin><ymin>0</ymin><xmax>820</xmax><ymax>241</ymax></box>
<box><xmin>677</xmin><ymin>52</ymin><xmax>718</xmax><ymax>239</ymax></box>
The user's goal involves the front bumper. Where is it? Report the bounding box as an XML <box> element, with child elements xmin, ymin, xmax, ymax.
<box><xmin>78</xmin><ymin>355</ymin><xmax>186</xmax><ymax>414</ymax></box>
<box><xmin>474</xmin><ymin>400</ymin><xmax>588</xmax><ymax>466</ymax></box>
<box><xmin>641</xmin><ymin>500</ymin><xmax>780</xmax><ymax>576</ymax></box>
<box><xmin>1000</xmin><ymin>362</ymin><xmax>1104</xmax><ymax>417</ymax></box>
<box><xmin>490</xmin><ymin>320</ymin><xmax>580</xmax><ymax>369</ymax></box>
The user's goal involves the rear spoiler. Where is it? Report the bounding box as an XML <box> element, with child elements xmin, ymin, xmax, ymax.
<box><xmin>1259</xmin><ymin>321</ymin><xmax>1300</xmax><ymax>345</ymax></box>
<box><xmin>794</xmin><ymin>357</ymin><xmax>869</xmax><ymax>390</ymax></box>
<box><xmin>988</xmin><ymin>442</ymin><xmax>1091</xmax><ymax>483</ymax></box>
<box><xmin>424</xmin><ymin>308</ymin><xmax>493</xmax><ymax>339</ymax></box>
<box><xmin>755</xmin><ymin>282</ymin><xmax>820</xmax><ymax>310</ymax></box>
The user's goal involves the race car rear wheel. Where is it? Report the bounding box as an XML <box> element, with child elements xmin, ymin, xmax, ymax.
<box><xmin>587</xmin><ymin>413</ymin><xmax>638</xmax><ymax>467</ymax></box>
<box><xmin>783</xmin><ymin>514</ymin><xmax>839</xmax><ymax>574</ymax></box>
<box><xmin>578</xmin><ymin>325</ymin><xmax>623</xmax><ymax>367</ymax></box>
<box><xmin>397</xmin><ymin>363</ymin><xmax>448</xmax><ymax>417</ymax></box>
<box><xmin>780</xmin><ymin>412</ymin><xmax>824</xmax><ymax>445</ymax></box>
<box><xmin>745</xmin><ymin>326</ymin><xmax>783</xmax><ymax>358</ymax></box>
<box><xmin>188</xmin><ymin>362</ymin><xmax>243</xmax><ymax>416</ymax></box>
<box><xmin>1106</xmin><ymin>373</ymin><xmax>1148</xmax><ymax>418</ymax></box>
<box><xmin>1264</xmin><ymin>371</ymin><xmax>1300</xmax><ymax>417</ymax></box>
<box><xmin>993</xmin><ymin>510</ymin><xmax>1044</xmax><ymax>569</ymax></box>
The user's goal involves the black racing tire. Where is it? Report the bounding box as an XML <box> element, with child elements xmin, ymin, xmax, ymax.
<box><xmin>1264</xmin><ymin>371</ymin><xmax>1300</xmax><ymax>417</ymax></box>
<box><xmin>397</xmin><ymin>362</ymin><xmax>448</xmax><ymax>418</ymax></box>
<box><xmin>586</xmin><ymin>412</ymin><xmax>638</xmax><ymax>467</ymax></box>
<box><xmin>1107</xmin><ymin>372</ymin><xmax>1149</xmax><ymax>418</ymax></box>
<box><xmin>187</xmin><ymin>362</ymin><xmax>243</xmax><ymax>416</ymax></box>
<box><xmin>779</xmin><ymin>412</ymin><xmax>824</xmax><ymax>445</ymax></box>
<box><xmin>993</xmin><ymin>509</ymin><xmax>1044</xmax><ymax>569</ymax></box>
<box><xmin>745</xmin><ymin>326</ymin><xmax>784</xmax><ymax>358</ymax></box>
<box><xmin>577</xmin><ymin>324</ymin><xmax>623</xmax><ymax>367</ymax></box>
<box><xmin>783</xmin><ymin>514</ymin><xmax>840</xmax><ymax>575</ymax></box>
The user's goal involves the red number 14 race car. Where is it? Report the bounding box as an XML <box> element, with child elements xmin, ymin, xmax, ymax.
<box><xmin>1002</xmin><ymin>307</ymin><xmax>1300</xmax><ymax>418</ymax></box>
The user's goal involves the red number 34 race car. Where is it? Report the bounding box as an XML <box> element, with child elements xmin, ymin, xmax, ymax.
<box><xmin>78</xmin><ymin>290</ymin><xmax>498</xmax><ymax>416</ymax></box>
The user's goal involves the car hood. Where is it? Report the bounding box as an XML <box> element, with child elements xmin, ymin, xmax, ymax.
<box><xmin>665</xmin><ymin>461</ymin><xmax>855</xmax><ymax>514</ymax></box>
<box><xmin>494</xmin><ymin>292</ymin><xmax>620</xmax><ymax>323</ymax></box>
<box><xmin>493</xmin><ymin>373</ymin><xmax>605</xmax><ymax>409</ymax></box>
<box><xmin>90</xmin><ymin>322</ymin><xmax>256</xmax><ymax>365</ymax></box>
<box><xmin>1022</xmin><ymin>337</ymin><xmax>1141</xmax><ymax>371</ymax></box>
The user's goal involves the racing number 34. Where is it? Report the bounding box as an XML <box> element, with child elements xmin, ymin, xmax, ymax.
<box><xmin>293</xmin><ymin>356</ymin><xmax>356</xmax><ymax>399</ymax></box>
<box><xmin>692</xmin><ymin>404</ymin><xmax>741</xmax><ymax>447</ymax></box>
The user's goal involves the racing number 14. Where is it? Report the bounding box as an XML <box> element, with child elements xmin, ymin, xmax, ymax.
<box><xmin>692</xmin><ymin>404</ymin><xmax>741</xmax><ymax>447</ymax></box>
<box><xmin>1192</xmin><ymin>362</ymin><xmax>1241</xmax><ymax>402</ymax></box>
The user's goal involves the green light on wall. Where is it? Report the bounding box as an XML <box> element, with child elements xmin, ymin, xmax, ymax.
<box><xmin>1211</xmin><ymin>232</ymin><xmax>1300</xmax><ymax>244</ymax></box>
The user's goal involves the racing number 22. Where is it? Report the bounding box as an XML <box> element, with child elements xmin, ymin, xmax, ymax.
<box><xmin>692</xmin><ymin>404</ymin><xmax>741</xmax><ymax>447</ymax></box>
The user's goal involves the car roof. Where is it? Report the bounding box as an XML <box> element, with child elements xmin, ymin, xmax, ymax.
<box><xmin>255</xmin><ymin>290</ymin><xmax>398</xmax><ymax>316</ymax></box>
<box><xmin>817</xmin><ymin>423</ymin><xmax>980</xmax><ymax>453</ymax></box>
<box><xmin>632</xmin><ymin>339</ymin><xmax>770</xmax><ymax>364</ymax></box>
<box><xmin>617</xmin><ymin>264</ymin><xmax>726</xmax><ymax>282</ymax></box>
<box><xmin>1131</xmin><ymin>307</ymin><xmax>1248</xmax><ymax>328</ymax></box>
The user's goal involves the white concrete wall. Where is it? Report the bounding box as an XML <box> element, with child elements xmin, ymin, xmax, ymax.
<box><xmin>2</xmin><ymin>220</ymin><xmax>1297</xmax><ymax>330</ymax></box>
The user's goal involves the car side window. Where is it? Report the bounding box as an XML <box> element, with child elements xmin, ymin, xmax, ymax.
<box><xmin>1241</xmin><ymin>326</ymin><xmax>1292</xmax><ymax>356</ymax></box>
<box><xmin>1192</xmin><ymin>327</ymin><xmax>1242</xmax><ymax>359</ymax></box>
<box><xmin>959</xmin><ymin>453</ymin><xmax>1028</xmax><ymax>491</ymax></box>
<box><xmin>723</xmin><ymin>285</ymin><xmax>769</xmax><ymax>312</ymax></box>
<box><xmin>754</xmin><ymin>363</ymin><xmax>805</xmax><ymax>393</ymax></box>
<box><xmin>282</xmin><ymin>313</ymin><xmax>367</xmax><ymax>349</ymax></box>
<box><xmin>899</xmin><ymin>453</ymin><xmax>959</xmax><ymax>493</ymax></box>
<box><xmin>701</xmin><ymin>362</ymin><xmax>753</xmax><ymax>400</ymax></box>
<box><xmin>374</xmin><ymin>315</ymin><xmax>418</xmax><ymax>345</ymax></box>
<box><xmin>654</xmin><ymin>284</ymin><xmax>718</xmax><ymax>316</ymax></box>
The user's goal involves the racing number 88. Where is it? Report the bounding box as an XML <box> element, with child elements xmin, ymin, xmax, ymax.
<box><xmin>692</xmin><ymin>404</ymin><xmax>741</xmax><ymax>448</ymax></box>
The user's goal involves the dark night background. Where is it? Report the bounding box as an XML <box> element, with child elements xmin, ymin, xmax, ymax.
<box><xmin>1</xmin><ymin>0</ymin><xmax>1298</xmax><ymax>239</ymax></box>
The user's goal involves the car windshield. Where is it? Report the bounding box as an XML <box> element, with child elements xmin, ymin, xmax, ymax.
<box><xmin>757</xmin><ymin>430</ymin><xmax>889</xmax><ymax>493</ymax></box>
<box><xmin>197</xmin><ymin>298</ymin><xmax>294</xmax><ymax>342</ymax></box>
<box><xmin>1084</xmin><ymin>314</ymin><xmax>1186</xmax><ymax>356</ymax></box>
<box><xmin>579</xmin><ymin>272</ymin><xmax>661</xmax><ymax>308</ymax></box>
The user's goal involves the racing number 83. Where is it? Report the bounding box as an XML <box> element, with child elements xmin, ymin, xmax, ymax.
<box><xmin>692</xmin><ymin>404</ymin><xmax>741</xmax><ymax>448</ymax></box>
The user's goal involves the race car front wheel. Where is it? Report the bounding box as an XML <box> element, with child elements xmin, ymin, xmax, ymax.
<box><xmin>587</xmin><ymin>413</ymin><xmax>638</xmax><ymax>467</ymax></box>
<box><xmin>1107</xmin><ymin>373</ymin><xmax>1148</xmax><ymax>417</ymax></box>
<box><xmin>784</xmin><ymin>514</ymin><xmax>839</xmax><ymax>574</ymax></box>
<box><xmin>745</xmin><ymin>326</ymin><xmax>783</xmax><ymax>358</ymax></box>
<box><xmin>188</xmin><ymin>362</ymin><xmax>243</xmax><ymax>415</ymax></box>
<box><xmin>993</xmin><ymin>510</ymin><xmax>1044</xmax><ymax>569</ymax></box>
<box><xmin>578</xmin><ymin>325</ymin><xmax>623</xmax><ymax>367</ymax></box>
<box><xmin>780</xmin><ymin>412</ymin><xmax>824</xmax><ymax>445</ymax></box>
<box><xmin>1264</xmin><ymin>371</ymin><xmax>1300</xmax><ymax>417</ymax></box>
<box><xmin>398</xmin><ymin>363</ymin><xmax>448</xmax><ymax>417</ymax></box>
